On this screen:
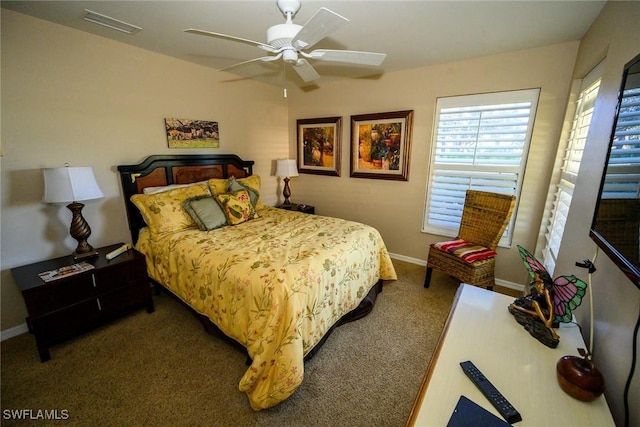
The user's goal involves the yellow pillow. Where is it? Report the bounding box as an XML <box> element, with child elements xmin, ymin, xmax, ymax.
<box><xmin>131</xmin><ymin>183</ymin><xmax>210</xmax><ymax>235</ymax></box>
<box><xmin>215</xmin><ymin>189</ymin><xmax>259</xmax><ymax>225</ymax></box>
<box><xmin>207</xmin><ymin>178</ymin><xmax>228</xmax><ymax>195</ymax></box>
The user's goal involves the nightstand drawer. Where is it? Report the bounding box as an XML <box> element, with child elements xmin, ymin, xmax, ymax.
<box><xmin>99</xmin><ymin>282</ymin><xmax>152</xmax><ymax>317</ymax></box>
<box><xmin>29</xmin><ymin>283</ymin><xmax>151</xmax><ymax>351</ymax></box>
<box><xmin>94</xmin><ymin>259</ymin><xmax>147</xmax><ymax>290</ymax></box>
<box><xmin>22</xmin><ymin>274</ymin><xmax>96</xmax><ymax>317</ymax></box>
<box><xmin>30</xmin><ymin>298</ymin><xmax>103</xmax><ymax>343</ymax></box>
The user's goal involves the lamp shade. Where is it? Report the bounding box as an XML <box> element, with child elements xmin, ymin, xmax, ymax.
<box><xmin>276</xmin><ymin>159</ymin><xmax>299</xmax><ymax>178</ymax></box>
<box><xmin>42</xmin><ymin>167</ymin><xmax>104</xmax><ymax>203</ymax></box>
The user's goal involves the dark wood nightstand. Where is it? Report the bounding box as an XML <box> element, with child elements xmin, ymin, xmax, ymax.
<box><xmin>11</xmin><ymin>243</ymin><xmax>154</xmax><ymax>362</ymax></box>
<box><xmin>276</xmin><ymin>203</ymin><xmax>315</xmax><ymax>214</ymax></box>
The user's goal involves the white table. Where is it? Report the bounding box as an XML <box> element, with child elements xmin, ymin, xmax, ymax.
<box><xmin>406</xmin><ymin>284</ymin><xmax>614</xmax><ymax>426</ymax></box>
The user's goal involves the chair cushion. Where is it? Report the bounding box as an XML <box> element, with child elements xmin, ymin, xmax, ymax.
<box><xmin>432</xmin><ymin>239</ymin><xmax>497</xmax><ymax>263</ymax></box>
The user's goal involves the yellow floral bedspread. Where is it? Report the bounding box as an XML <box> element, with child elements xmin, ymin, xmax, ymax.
<box><xmin>136</xmin><ymin>207</ymin><xmax>397</xmax><ymax>410</ymax></box>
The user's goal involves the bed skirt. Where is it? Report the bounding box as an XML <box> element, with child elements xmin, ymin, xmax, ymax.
<box><xmin>152</xmin><ymin>278</ymin><xmax>383</xmax><ymax>363</ymax></box>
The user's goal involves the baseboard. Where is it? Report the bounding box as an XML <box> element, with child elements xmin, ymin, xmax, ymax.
<box><xmin>388</xmin><ymin>252</ymin><xmax>524</xmax><ymax>293</ymax></box>
<box><xmin>388</xmin><ymin>252</ymin><xmax>426</xmax><ymax>266</ymax></box>
<box><xmin>1</xmin><ymin>323</ymin><xmax>28</xmax><ymax>341</ymax></box>
<box><xmin>494</xmin><ymin>278</ymin><xmax>525</xmax><ymax>292</ymax></box>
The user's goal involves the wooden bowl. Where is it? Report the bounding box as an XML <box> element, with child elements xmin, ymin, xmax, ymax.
<box><xmin>556</xmin><ymin>355</ymin><xmax>605</xmax><ymax>402</ymax></box>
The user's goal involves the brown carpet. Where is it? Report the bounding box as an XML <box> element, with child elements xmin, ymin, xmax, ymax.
<box><xmin>1</xmin><ymin>260</ymin><xmax>520</xmax><ymax>426</ymax></box>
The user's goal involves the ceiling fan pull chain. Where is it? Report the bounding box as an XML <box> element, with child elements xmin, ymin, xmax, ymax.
<box><xmin>283</xmin><ymin>62</ymin><xmax>287</xmax><ymax>98</ymax></box>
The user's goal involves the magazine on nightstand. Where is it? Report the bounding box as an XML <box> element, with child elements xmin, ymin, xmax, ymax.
<box><xmin>38</xmin><ymin>262</ymin><xmax>95</xmax><ymax>283</ymax></box>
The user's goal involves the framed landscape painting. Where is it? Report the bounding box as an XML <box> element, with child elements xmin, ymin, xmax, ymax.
<box><xmin>350</xmin><ymin>110</ymin><xmax>413</xmax><ymax>180</ymax></box>
<box><xmin>297</xmin><ymin>117</ymin><xmax>342</xmax><ymax>176</ymax></box>
<box><xmin>165</xmin><ymin>118</ymin><xmax>220</xmax><ymax>148</ymax></box>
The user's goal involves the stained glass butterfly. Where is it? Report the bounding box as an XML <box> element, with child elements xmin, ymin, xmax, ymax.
<box><xmin>517</xmin><ymin>245</ymin><xmax>587</xmax><ymax>323</ymax></box>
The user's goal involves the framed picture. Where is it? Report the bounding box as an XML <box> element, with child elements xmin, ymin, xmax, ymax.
<box><xmin>350</xmin><ymin>110</ymin><xmax>413</xmax><ymax>180</ymax></box>
<box><xmin>165</xmin><ymin>118</ymin><xmax>220</xmax><ymax>148</ymax></box>
<box><xmin>297</xmin><ymin>117</ymin><xmax>342</xmax><ymax>176</ymax></box>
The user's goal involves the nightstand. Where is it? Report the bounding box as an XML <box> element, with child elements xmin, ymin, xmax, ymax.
<box><xmin>276</xmin><ymin>203</ymin><xmax>315</xmax><ymax>214</ymax></box>
<box><xmin>11</xmin><ymin>243</ymin><xmax>154</xmax><ymax>362</ymax></box>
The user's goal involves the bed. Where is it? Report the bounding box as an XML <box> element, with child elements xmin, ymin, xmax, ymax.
<box><xmin>117</xmin><ymin>154</ymin><xmax>397</xmax><ymax>410</ymax></box>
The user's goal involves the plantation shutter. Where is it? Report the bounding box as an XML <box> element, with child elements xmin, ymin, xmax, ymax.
<box><xmin>423</xmin><ymin>89</ymin><xmax>540</xmax><ymax>246</ymax></box>
<box><xmin>542</xmin><ymin>63</ymin><xmax>602</xmax><ymax>274</ymax></box>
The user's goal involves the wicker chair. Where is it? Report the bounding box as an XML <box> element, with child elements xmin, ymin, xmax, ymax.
<box><xmin>424</xmin><ymin>190</ymin><xmax>516</xmax><ymax>290</ymax></box>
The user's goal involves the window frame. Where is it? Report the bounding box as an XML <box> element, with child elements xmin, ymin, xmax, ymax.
<box><xmin>422</xmin><ymin>88</ymin><xmax>541</xmax><ymax>247</ymax></box>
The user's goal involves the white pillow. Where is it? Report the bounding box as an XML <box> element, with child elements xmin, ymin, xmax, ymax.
<box><xmin>142</xmin><ymin>181</ymin><xmax>208</xmax><ymax>194</ymax></box>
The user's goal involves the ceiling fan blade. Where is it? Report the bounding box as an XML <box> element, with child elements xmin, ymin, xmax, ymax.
<box><xmin>292</xmin><ymin>59</ymin><xmax>320</xmax><ymax>82</ymax></box>
<box><xmin>306</xmin><ymin>49</ymin><xmax>387</xmax><ymax>66</ymax></box>
<box><xmin>291</xmin><ymin>7</ymin><xmax>348</xmax><ymax>50</ymax></box>
<box><xmin>219</xmin><ymin>54</ymin><xmax>282</xmax><ymax>72</ymax></box>
<box><xmin>184</xmin><ymin>28</ymin><xmax>275</xmax><ymax>53</ymax></box>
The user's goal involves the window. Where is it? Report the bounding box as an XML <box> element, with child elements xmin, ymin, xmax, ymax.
<box><xmin>423</xmin><ymin>89</ymin><xmax>540</xmax><ymax>246</ymax></box>
<box><xmin>541</xmin><ymin>63</ymin><xmax>602</xmax><ymax>274</ymax></box>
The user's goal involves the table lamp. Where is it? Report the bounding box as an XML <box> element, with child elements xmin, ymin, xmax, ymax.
<box><xmin>276</xmin><ymin>159</ymin><xmax>299</xmax><ymax>206</ymax></box>
<box><xmin>42</xmin><ymin>166</ymin><xmax>104</xmax><ymax>260</ymax></box>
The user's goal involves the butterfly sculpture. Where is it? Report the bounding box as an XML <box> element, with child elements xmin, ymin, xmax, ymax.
<box><xmin>508</xmin><ymin>245</ymin><xmax>587</xmax><ymax>348</ymax></box>
<box><xmin>517</xmin><ymin>245</ymin><xmax>587</xmax><ymax>323</ymax></box>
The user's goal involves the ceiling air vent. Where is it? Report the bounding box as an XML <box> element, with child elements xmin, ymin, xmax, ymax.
<box><xmin>82</xmin><ymin>9</ymin><xmax>142</xmax><ymax>34</ymax></box>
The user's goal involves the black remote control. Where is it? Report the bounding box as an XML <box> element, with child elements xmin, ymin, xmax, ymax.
<box><xmin>460</xmin><ymin>360</ymin><xmax>522</xmax><ymax>424</ymax></box>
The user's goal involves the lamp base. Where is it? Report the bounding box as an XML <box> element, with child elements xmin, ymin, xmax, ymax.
<box><xmin>282</xmin><ymin>177</ymin><xmax>292</xmax><ymax>206</ymax></box>
<box><xmin>73</xmin><ymin>249</ymin><xmax>99</xmax><ymax>261</ymax></box>
<box><xmin>67</xmin><ymin>201</ymin><xmax>98</xmax><ymax>261</ymax></box>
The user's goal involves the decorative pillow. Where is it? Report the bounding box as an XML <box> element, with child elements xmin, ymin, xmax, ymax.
<box><xmin>131</xmin><ymin>183</ymin><xmax>210</xmax><ymax>235</ymax></box>
<box><xmin>208</xmin><ymin>175</ymin><xmax>264</xmax><ymax>209</ymax></box>
<box><xmin>214</xmin><ymin>189</ymin><xmax>259</xmax><ymax>226</ymax></box>
<box><xmin>226</xmin><ymin>176</ymin><xmax>259</xmax><ymax>208</ymax></box>
<box><xmin>432</xmin><ymin>239</ymin><xmax>497</xmax><ymax>263</ymax></box>
<box><xmin>183</xmin><ymin>196</ymin><xmax>228</xmax><ymax>231</ymax></box>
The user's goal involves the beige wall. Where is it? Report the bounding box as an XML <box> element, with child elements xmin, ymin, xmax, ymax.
<box><xmin>286</xmin><ymin>41</ymin><xmax>579</xmax><ymax>286</ymax></box>
<box><xmin>554</xmin><ymin>2</ymin><xmax>640</xmax><ymax>425</ymax></box>
<box><xmin>0</xmin><ymin>9</ymin><xmax>288</xmax><ymax>330</ymax></box>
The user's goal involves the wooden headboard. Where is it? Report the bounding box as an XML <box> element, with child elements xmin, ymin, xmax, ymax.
<box><xmin>117</xmin><ymin>154</ymin><xmax>255</xmax><ymax>243</ymax></box>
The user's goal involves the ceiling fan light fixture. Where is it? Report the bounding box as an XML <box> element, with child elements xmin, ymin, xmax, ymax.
<box><xmin>83</xmin><ymin>9</ymin><xmax>142</xmax><ymax>34</ymax></box>
<box><xmin>283</xmin><ymin>49</ymin><xmax>298</xmax><ymax>64</ymax></box>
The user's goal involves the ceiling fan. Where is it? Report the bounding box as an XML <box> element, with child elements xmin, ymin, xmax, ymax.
<box><xmin>184</xmin><ymin>0</ymin><xmax>387</xmax><ymax>83</ymax></box>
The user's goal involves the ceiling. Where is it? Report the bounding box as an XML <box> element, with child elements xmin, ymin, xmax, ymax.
<box><xmin>2</xmin><ymin>1</ymin><xmax>607</xmax><ymax>87</ymax></box>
